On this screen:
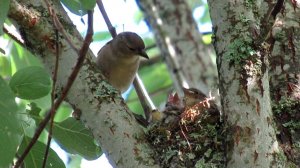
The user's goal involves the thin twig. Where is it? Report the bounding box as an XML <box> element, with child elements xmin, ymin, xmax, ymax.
<box><xmin>42</xmin><ymin>2</ymin><xmax>63</xmax><ymax>166</ymax></box>
<box><xmin>179</xmin><ymin>123</ymin><xmax>192</xmax><ymax>151</ymax></box>
<box><xmin>43</xmin><ymin>0</ymin><xmax>79</xmax><ymax>53</ymax></box>
<box><xmin>13</xmin><ymin>10</ymin><xmax>94</xmax><ymax>168</ymax></box>
<box><xmin>96</xmin><ymin>0</ymin><xmax>156</xmax><ymax>122</ymax></box>
<box><xmin>133</xmin><ymin>75</ymin><xmax>156</xmax><ymax>121</ymax></box>
<box><xmin>42</xmin><ymin>29</ymin><xmax>60</xmax><ymax>168</ymax></box>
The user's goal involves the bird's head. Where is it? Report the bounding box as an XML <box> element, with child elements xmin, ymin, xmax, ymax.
<box><xmin>116</xmin><ymin>32</ymin><xmax>149</xmax><ymax>59</ymax></box>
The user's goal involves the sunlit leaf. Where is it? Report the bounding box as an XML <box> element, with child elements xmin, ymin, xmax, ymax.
<box><xmin>53</xmin><ymin>103</ymin><xmax>73</xmax><ymax>122</ymax></box>
<box><xmin>0</xmin><ymin>76</ymin><xmax>22</xmax><ymax>167</ymax></box>
<box><xmin>202</xmin><ymin>34</ymin><xmax>212</xmax><ymax>44</ymax></box>
<box><xmin>79</xmin><ymin>0</ymin><xmax>96</xmax><ymax>10</ymax></box>
<box><xmin>9</xmin><ymin>66</ymin><xmax>52</xmax><ymax>100</ymax></box>
<box><xmin>67</xmin><ymin>155</ymin><xmax>82</xmax><ymax>168</ymax></box>
<box><xmin>0</xmin><ymin>55</ymin><xmax>11</xmax><ymax>77</ymax></box>
<box><xmin>10</xmin><ymin>42</ymin><xmax>43</xmax><ymax>74</ymax></box>
<box><xmin>61</xmin><ymin>0</ymin><xmax>86</xmax><ymax>15</ymax></box>
<box><xmin>0</xmin><ymin>0</ymin><xmax>10</xmax><ymax>35</ymax></box>
<box><xmin>18</xmin><ymin>136</ymin><xmax>65</xmax><ymax>168</ymax></box>
<box><xmin>52</xmin><ymin>118</ymin><xmax>102</xmax><ymax>160</ymax></box>
<box><xmin>61</xmin><ymin>0</ymin><xmax>96</xmax><ymax>16</ymax></box>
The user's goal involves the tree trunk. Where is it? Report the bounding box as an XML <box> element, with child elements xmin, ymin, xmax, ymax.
<box><xmin>8</xmin><ymin>0</ymin><xmax>300</xmax><ymax>167</ymax></box>
<box><xmin>208</xmin><ymin>0</ymin><xmax>295</xmax><ymax>167</ymax></box>
<box><xmin>8</xmin><ymin>0</ymin><xmax>158</xmax><ymax>167</ymax></box>
<box><xmin>138</xmin><ymin>0</ymin><xmax>218</xmax><ymax>96</ymax></box>
<box><xmin>267</xmin><ymin>1</ymin><xmax>300</xmax><ymax>166</ymax></box>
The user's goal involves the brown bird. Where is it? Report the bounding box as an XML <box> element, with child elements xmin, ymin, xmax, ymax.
<box><xmin>182</xmin><ymin>87</ymin><xmax>207</xmax><ymax>107</ymax></box>
<box><xmin>181</xmin><ymin>87</ymin><xmax>220</xmax><ymax>123</ymax></box>
<box><xmin>154</xmin><ymin>88</ymin><xmax>215</xmax><ymax>124</ymax></box>
<box><xmin>96</xmin><ymin>32</ymin><xmax>149</xmax><ymax>93</ymax></box>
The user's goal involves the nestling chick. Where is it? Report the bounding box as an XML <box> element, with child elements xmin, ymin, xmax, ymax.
<box><xmin>182</xmin><ymin>87</ymin><xmax>207</xmax><ymax>107</ymax></box>
<box><xmin>96</xmin><ymin>32</ymin><xmax>149</xmax><ymax>93</ymax></box>
<box><xmin>181</xmin><ymin>87</ymin><xmax>219</xmax><ymax>123</ymax></box>
<box><xmin>153</xmin><ymin>88</ymin><xmax>215</xmax><ymax>124</ymax></box>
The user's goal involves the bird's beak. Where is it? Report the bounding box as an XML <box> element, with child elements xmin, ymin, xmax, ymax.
<box><xmin>138</xmin><ymin>50</ymin><xmax>149</xmax><ymax>59</ymax></box>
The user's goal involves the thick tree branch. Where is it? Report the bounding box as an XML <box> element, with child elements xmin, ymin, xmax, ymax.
<box><xmin>138</xmin><ymin>0</ymin><xmax>218</xmax><ymax>97</ymax></box>
<box><xmin>207</xmin><ymin>0</ymin><xmax>281</xmax><ymax>167</ymax></box>
<box><xmin>14</xmin><ymin>8</ymin><xmax>94</xmax><ymax>168</ymax></box>
<box><xmin>8</xmin><ymin>0</ymin><xmax>157</xmax><ymax>167</ymax></box>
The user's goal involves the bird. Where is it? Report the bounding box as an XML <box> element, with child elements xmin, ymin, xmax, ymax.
<box><xmin>182</xmin><ymin>87</ymin><xmax>207</xmax><ymax>108</ymax></box>
<box><xmin>96</xmin><ymin>32</ymin><xmax>149</xmax><ymax>93</ymax></box>
<box><xmin>153</xmin><ymin>88</ymin><xmax>218</xmax><ymax>125</ymax></box>
<box><xmin>181</xmin><ymin>87</ymin><xmax>220</xmax><ymax>123</ymax></box>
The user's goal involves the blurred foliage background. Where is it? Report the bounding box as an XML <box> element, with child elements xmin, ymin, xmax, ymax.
<box><xmin>0</xmin><ymin>0</ymin><xmax>212</xmax><ymax>167</ymax></box>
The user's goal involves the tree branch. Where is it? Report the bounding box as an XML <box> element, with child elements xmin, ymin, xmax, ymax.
<box><xmin>8</xmin><ymin>0</ymin><xmax>157</xmax><ymax>167</ymax></box>
<box><xmin>42</xmin><ymin>29</ymin><xmax>59</xmax><ymax>168</ymax></box>
<box><xmin>14</xmin><ymin>9</ymin><xmax>94</xmax><ymax>168</ymax></box>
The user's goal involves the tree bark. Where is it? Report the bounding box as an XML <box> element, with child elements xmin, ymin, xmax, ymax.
<box><xmin>8</xmin><ymin>0</ymin><xmax>158</xmax><ymax>167</ymax></box>
<box><xmin>208</xmin><ymin>0</ymin><xmax>285</xmax><ymax>167</ymax></box>
<box><xmin>267</xmin><ymin>1</ymin><xmax>300</xmax><ymax>101</ymax></box>
<box><xmin>138</xmin><ymin>0</ymin><xmax>218</xmax><ymax>96</ymax></box>
<box><xmin>267</xmin><ymin>1</ymin><xmax>300</xmax><ymax>165</ymax></box>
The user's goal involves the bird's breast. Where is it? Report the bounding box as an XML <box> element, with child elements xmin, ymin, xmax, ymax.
<box><xmin>108</xmin><ymin>57</ymin><xmax>140</xmax><ymax>92</ymax></box>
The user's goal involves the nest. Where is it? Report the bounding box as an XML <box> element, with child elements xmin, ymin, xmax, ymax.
<box><xmin>146</xmin><ymin>97</ymin><xmax>225</xmax><ymax>168</ymax></box>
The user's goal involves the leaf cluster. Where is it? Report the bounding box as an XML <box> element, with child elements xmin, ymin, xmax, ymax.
<box><xmin>0</xmin><ymin>45</ymin><xmax>101</xmax><ymax>168</ymax></box>
<box><xmin>224</xmin><ymin>38</ymin><xmax>255</xmax><ymax>65</ymax></box>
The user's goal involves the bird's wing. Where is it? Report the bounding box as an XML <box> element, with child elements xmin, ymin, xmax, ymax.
<box><xmin>97</xmin><ymin>39</ymin><xmax>113</xmax><ymax>55</ymax></box>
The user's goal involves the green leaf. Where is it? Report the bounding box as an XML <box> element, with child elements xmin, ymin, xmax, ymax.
<box><xmin>52</xmin><ymin>118</ymin><xmax>102</xmax><ymax>160</ymax></box>
<box><xmin>10</xmin><ymin>41</ymin><xmax>43</xmax><ymax>74</ymax></box>
<box><xmin>30</xmin><ymin>92</ymin><xmax>51</xmax><ymax>115</ymax></box>
<box><xmin>67</xmin><ymin>155</ymin><xmax>82</xmax><ymax>168</ymax></box>
<box><xmin>0</xmin><ymin>76</ymin><xmax>22</xmax><ymax>167</ymax></box>
<box><xmin>29</xmin><ymin>91</ymin><xmax>72</xmax><ymax>122</ymax></box>
<box><xmin>79</xmin><ymin>0</ymin><xmax>96</xmax><ymax>10</ymax></box>
<box><xmin>60</xmin><ymin>0</ymin><xmax>96</xmax><ymax>16</ymax></box>
<box><xmin>18</xmin><ymin>136</ymin><xmax>65</xmax><ymax>168</ymax></box>
<box><xmin>0</xmin><ymin>133</ymin><xmax>22</xmax><ymax>167</ymax></box>
<box><xmin>61</xmin><ymin>0</ymin><xmax>86</xmax><ymax>15</ymax></box>
<box><xmin>27</xmin><ymin>102</ymin><xmax>42</xmax><ymax>118</ymax></box>
<box><xmin>53</xmin><ymin>103</ymin><xmax>73</xmax><ymax>122</ymax></box>
<box><xmin>202</xmin><ymin>34</ymin><xmax>212</xmax><ymax>44</ymax></box>
<box><xmin>9</xmin><ymin>66</ymin><xmax>52</xmax><ymax>100</ymax></box>
<box><xmin>93</xmin><ymin>31</ymin><xmax>111</xmax><ymax>41</ymax></box>
<box><xmin>0</xmin><ymin>55</ymin><xmax>11</xmax><ymax>77</ymax></box>
<box><xmin>0</xmin><ymin>0</ymin><xmax>10</xmax><ymax>35</ymax></box>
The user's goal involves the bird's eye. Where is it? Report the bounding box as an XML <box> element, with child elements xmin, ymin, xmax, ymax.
<box><xmin>128</xmin><ymin>47</ymin><xmax>135</xmax><ymax>51</ymax></box>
